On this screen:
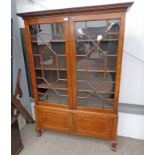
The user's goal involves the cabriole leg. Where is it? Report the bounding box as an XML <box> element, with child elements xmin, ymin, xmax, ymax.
<box><xmin>111</xmin><ymin>141</ymin><xmax>117</xmax><ymax>152</ymax></box>
<box><xmin>36</xmin><ymin>128</ymin><xmax>42</xmax><ymax>137</ymax></box>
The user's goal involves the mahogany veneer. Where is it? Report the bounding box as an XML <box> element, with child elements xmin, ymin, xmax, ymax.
<box><xmin>18</xmin><ymin>2</ymin><xmax>133</xmax><ymax>151</ymax></box>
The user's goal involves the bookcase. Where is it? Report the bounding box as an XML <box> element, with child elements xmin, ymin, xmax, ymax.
<box><xmin>18</xmin><ymin>2</ymin><xmax>133</xmax><ymax>151</ymax></box>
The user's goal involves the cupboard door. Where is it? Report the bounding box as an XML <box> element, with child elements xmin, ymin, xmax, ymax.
<box><xmin>75</xmin><ymin>111</ymin><xmax>115</xmax><ymax>139</ymax></box>
<box><xmin>36</xmin><ymin>106</ymin><xmax>71</xmax><ymax>131</ymax></box>
<box><xmin>73</xmin><ymin>18</ymin><xmax>120</xmax><ymax>110</ymax></box>
<box><xmin>28</xmin><ymin>20</ymin><xmax>71</xmax><ymax>106</ymax></box>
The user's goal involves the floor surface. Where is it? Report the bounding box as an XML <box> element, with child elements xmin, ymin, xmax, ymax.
<box><xmin>19</xmin><ymin>124</ymin><xmax>144</xmax><ymax>155</ymax></box>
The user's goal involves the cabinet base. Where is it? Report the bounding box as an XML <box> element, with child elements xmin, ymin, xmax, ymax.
<box><xmin>35</xmin><ymin>105</ymin><xmax>118</xmax><ymax>150</ymax></box>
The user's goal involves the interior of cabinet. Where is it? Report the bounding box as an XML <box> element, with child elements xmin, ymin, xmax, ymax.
<box><xmin>28</xmin><ymin>17</ymin><xmax>120</xmax><ymax>110</ymax></box>
<box><xmin>74</xmin><ymin>19</ymin><xmax>120</xmax><ymax>109</ymax></box>
<box><xmin>29</xmin><ymin>23</ymin><xmax>68</xmax><ymax>105</ymax></box>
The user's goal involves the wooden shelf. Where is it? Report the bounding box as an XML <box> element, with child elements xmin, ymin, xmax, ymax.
<box><xmin>77</xmin><ymin>100</ymin><xmax>114</xmax><ymax>109</ymax></box>
<box><xmin>38</xmin><ymin>91</ymin><xmax>68</xmax><ymax>104</ymax></box>
<box><xmin>31</xmin><ymin>38</ymin><xmax>118</xmax><ymax>43</ymax></box>
<box><xmin>35</xmin><ymin>67</ymin><xmax>115</xmax><ymax>72</ymax></box>
<box><xmin>35</xmin><ymin>67</ymin><xmax>67</xmax><ymax>71</ymax></box>
<box><xmin>32</xmin><ymin>54</ymin><xmax>66</xmax><ymax>57</ymax></box>
<box><xmin>31</xmin><ymin>39</ymin><xmax>65</xmax><ymax>43</ymax></box>
<box><xmin>76</xmin><ymin>54</ymin><xmax>117</xmax><ymax>57</ymax></box>
<box><xmin>77</xmin><ymin>39</ymin><xmax>118</xmax><ymax>42</ymax></box>
<box><xmin>37</xmin><ymin>80</ymin><xmax>114</xmax><ymax>94</ymax></box>
<box><xmin>77</xmin><ymin>98</ymin><xmax>114</xmax><ymax>103</ymax></box>
<box><xmin>51</xmin><ymin>40</ymin><xmax>65</xmax><ymax>43</ymax></box>
<box><xmin>106</xmin><ymin>32</ymin><xmax>119</xmax><ymax>35</ymax></box>
<box><xmin>105</xmin><ymin>54</ymin><xmax>117</xmax><ymax>57</ymax></box>
<box><xmin>37</xmin><ymin>80</ymin><xmax>67</xmax><ymax>90</ymax></box>
<box><xmin>31</xmin><ymin>38</ymin><xmax>119</xmax><ymax>44</ymax></box>
<box><xmin>77</xmin><ymin>67</ymin><xmax>116</xmax><ymax>73</ymax></box>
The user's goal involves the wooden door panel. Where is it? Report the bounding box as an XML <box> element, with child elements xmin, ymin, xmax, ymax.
<box><xmin>69</xmin><ymin>14</ymin><xmax>123</xmax><ymax>111</ymax></box>
<box><xmin>78</xmin><ymin>118</ymin><xmax>109</xmax><ymax>135</ymax></box>
<box><xmin>35</xmin><ymin>106</ymin><xmax>117</xmax><ymax>139</ymax></box>
<box><xmin>75</xmin><ymin>112</ymin><xmax>115</xmax><ymax>138</ymax></box>
<box><xmin>38</xmin><ymin>106</ymin><xmax>70</xmax><ymax>131</ymax></box>
<box><xmin>24</xmin><ymin>18</ymin><xmax>73</xmax><ymax>109</ymax></box>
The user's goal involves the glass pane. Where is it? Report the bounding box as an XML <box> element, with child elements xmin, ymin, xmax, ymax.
<box><xmin>75</xmin><ymin>19</ymin><xmax>120</xmax><ymax>109</ymax></box>
<box><xmin>29</xmin><ymin>23</ymin><xmax>68</xmax><ymax>105</ymax></box>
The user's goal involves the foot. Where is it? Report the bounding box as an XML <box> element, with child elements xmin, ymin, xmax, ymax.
<box><xmin>111</xmin><ymin>142</ymin><xmax>117</xmax><ymax>152</ymax></box>
<box><xmin>36</xmin><ymin>130</ymin><xmax>42</xmax><ymax>137</ymax></box>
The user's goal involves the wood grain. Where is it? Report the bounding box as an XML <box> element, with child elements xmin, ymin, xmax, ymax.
<box><xmin>17</xmin><ymin>2</ymin><xmax>133</xmax><ymax>18</ymax></box>
<box><xmin>18</xmin><ymin>2</ymin><xmax>133</xmax><ymax>151</ymax></box>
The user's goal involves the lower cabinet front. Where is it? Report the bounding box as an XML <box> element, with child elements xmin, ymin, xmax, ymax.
<box><xmin>35</xmin><ymin>105</ymin><xmax>118</xmax><ymax>140</ymax></box>
<box><xmin>75</xmin><ymin>112</ymin><xmax>116</xmax><ymax>139</ymax></box>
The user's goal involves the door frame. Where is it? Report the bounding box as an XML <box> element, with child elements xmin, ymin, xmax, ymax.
<box><xmin>69</xmin><ymin>12</ymin><xmax>125</xmax><ymax>113</ymax></box>
<box><xmin>24</xmin><ymin>16</ymin><xmax>73</xmax><ymax>109</ymax></box>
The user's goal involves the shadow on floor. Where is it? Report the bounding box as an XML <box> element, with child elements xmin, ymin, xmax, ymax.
<box><xmin>19</xmin><ymin>124</ymin><xmax>144</xmax><ymax>155</ymax></box>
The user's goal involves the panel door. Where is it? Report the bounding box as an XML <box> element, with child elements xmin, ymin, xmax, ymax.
<box><xmin>25</xmin><ymin>17</ymin><xmax>72</xmax><ymax>107</ymax></box>
<box><xmin>70</xmin><ymin>14</ymin><xmax>122</xmax><ymax>111</ymax></box>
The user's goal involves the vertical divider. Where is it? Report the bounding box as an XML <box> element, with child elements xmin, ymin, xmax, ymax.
<box><xmin>24</xmin><ymin>21</ymin><xmax>39</xmax><ymax>103</ymax></box>
<box><xmin>113</xmin><ymin>13</ymin><xmax>126</xmax><ymax>114</ymax></box>
<box><xmin>65</xmin><ymin>17</ymin><xmax>74</xmax><ymax>110</ymax></box>
<box><xmin>69</xmin><ymin>17</ymin><xmax>77</xmax><ymax>110</ymax></box>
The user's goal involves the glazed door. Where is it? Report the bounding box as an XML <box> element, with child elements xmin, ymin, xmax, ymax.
<box><xmin>70</xmin><ymin>14</ymin><xmax>122</xmax><ymax>111</ymax></box>
<box><xmin>25</xmin><ymin>17</ymin><xmax>72</xmax><ymax>108</ymax></box>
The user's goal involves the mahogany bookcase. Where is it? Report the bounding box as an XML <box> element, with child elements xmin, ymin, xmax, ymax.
<box><xmin>17</xmin><ymin>2</ymin><xmax>133</xmax><ymax>151</ymax></box>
